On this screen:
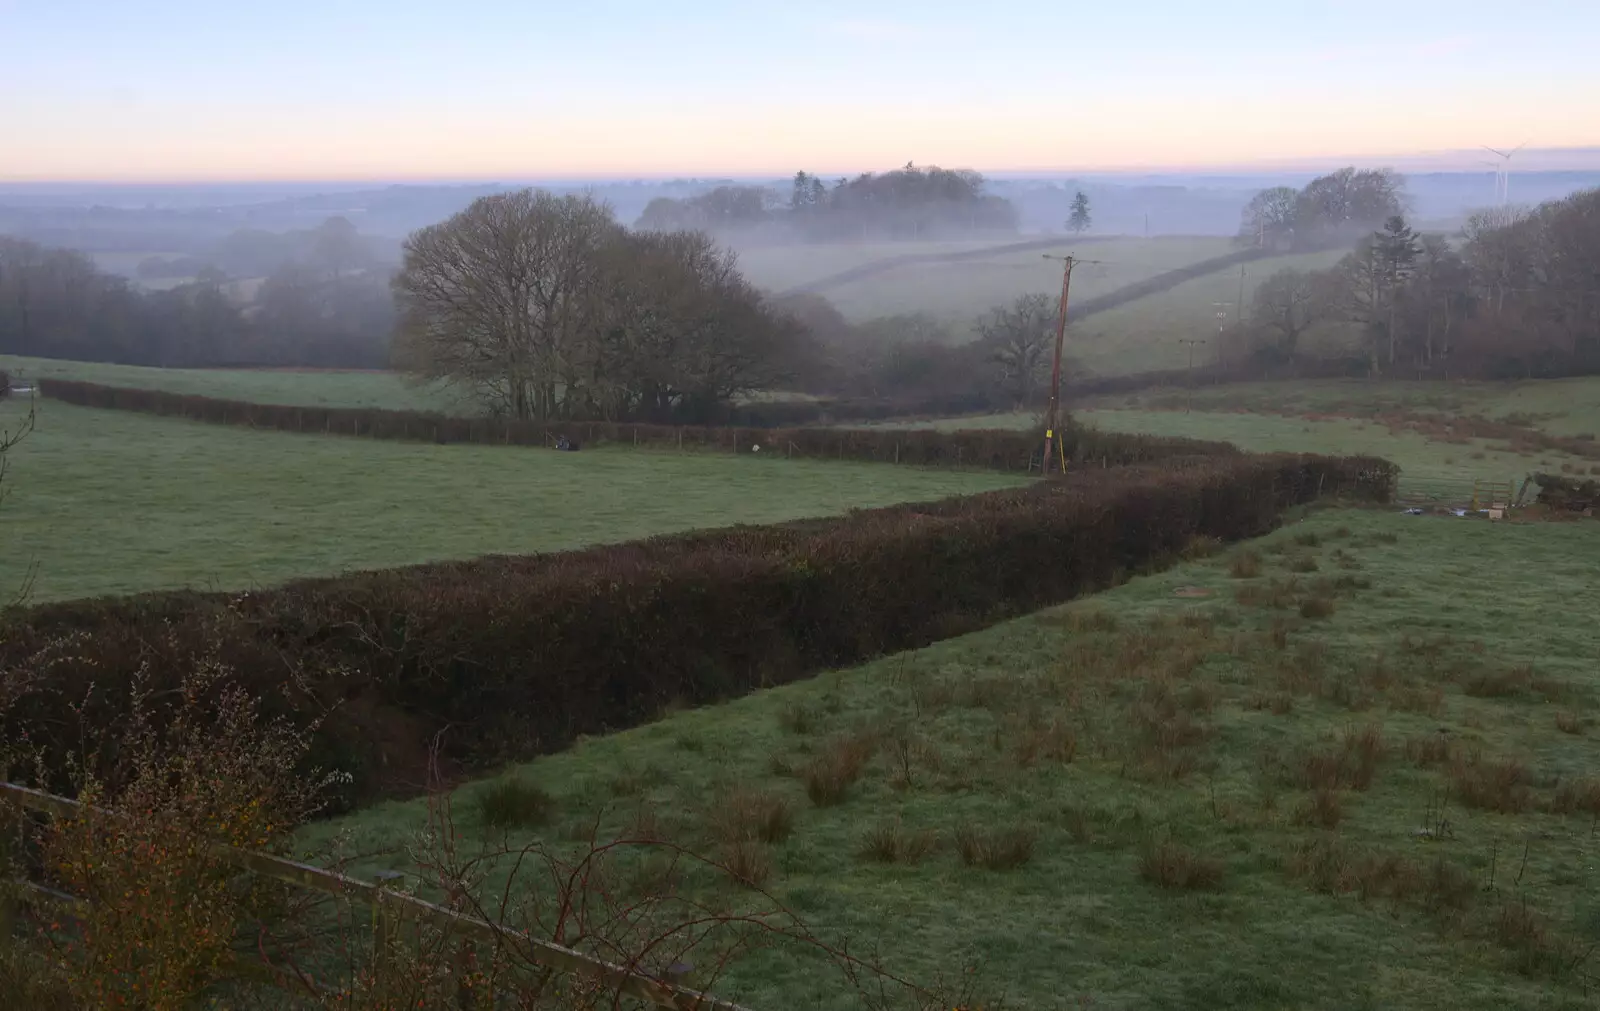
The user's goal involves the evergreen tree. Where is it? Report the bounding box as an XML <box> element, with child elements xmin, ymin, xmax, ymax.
<box><xmin>1068</xmin><ymin>191</ymin><xmax>1092</xmax><ymax>234</ymax></box>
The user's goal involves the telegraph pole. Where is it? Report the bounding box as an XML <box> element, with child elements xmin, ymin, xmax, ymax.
<box><xmin>1178</xmin><ymin>338</ymin><xmax>1207</xmax><ymax>412</ymax></box>
<box><xmin>1040</xmin><ymin>253</ymin><xmax>1083</xmax><ymax>475</ymax></box>
<box><xmin>1236</xmin><ymin>264</ymin><xmax>1247</xmax><ymax>326</ymax></box>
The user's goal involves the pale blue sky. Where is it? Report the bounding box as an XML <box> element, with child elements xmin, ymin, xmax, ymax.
<box><xmin>2</xmin><ymin>0</ymin><xmax>1596</xmax><ymax>180</ymax></box>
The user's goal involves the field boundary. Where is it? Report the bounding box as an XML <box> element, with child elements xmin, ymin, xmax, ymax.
<box><xmin>0</xmin><ymin>453</ymin><xmax>1395</xmax><ymax>806</ymax></box>
<box><xmin>0</xmin><ymin>780</ymin><xmax>749</xmax><ymax>1011</ymax></box>
<box><xmin>36</xmin><ymin>377</ymin><xmax>1237</xmax><ymax>471</ymax></box>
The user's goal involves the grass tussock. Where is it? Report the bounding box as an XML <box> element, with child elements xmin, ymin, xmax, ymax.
<box><xmin>1449</xmin><ymin>752</ymin><xmax>1532</xmax><ymax>813</ymax></box>
<box><xmin>1009</xmin><ymin>713</ymin><xmax>1079</xmax><ymax>768</ymax></box>
<box><xmin>1460</xmin><ymin>664</ymin><xmax>1534</xmax><ymax>699</ymax></box>
<box><xmin>1293</xmin><ymin>725</ymin><xmax>1385</xmax><ymax>791</ymax></box>
<box><xmin>779</xmin><ymin>701</ymin><xmax>819</xmax><ymax>735</ymax></box>
<box><xmin>801</xmin><ymin>732</ymin><xmax>877</xmax><ymax>807</ymax></box>
<box><xmin>713</xmin><ymin>786</ymin><xmax>795</xmax><ymax>844</ymax></box>
<box><xmin>1554</xmin><ymin>711</ymin><xmax>1587</xmax><ymax>735</ymax></box>
<box><xmin>1288</xmin><ymin>554</ymin><xmax>1321</xmax><ymax>574</ymax></box>
<box><xmin>858</xmin><ymin>819</ymin><xmax>938</xmax><ymax>865</ymax></box>
<box><xmin>1549</xmin><ymin>777</ymin><xmax>1600</xmax><ymax>817</ymax></box>
<box><xmin>721</xmin><ymin>837</ymin><xmax>773</xmax><ymax>888</ymax></box>
<box><xmin>475</xmin><ymin>776</ymin><xmax>557</xmax><ymax>830</ymax></box>
<box><xmin>1285</xmin><ymin>838</ymin><xmax>1473</xmax><ymax>912</ymax></box>
<box><xmin>1139</xmin><ymin>840</ymin><xmax>1224</xmax><ymax>891</ymax></box>
<box><xmin>1403</xmin><ymin>733</ymin><xmax>1458</xmax><ymax>768</ymax></box>
<box><xmin>1228</xmin><ymin>550</ymin><xmax>1262</xmax><ymax>579</ymax></box>
<box><xmin>1293</xmin><ymin>788</ymin><xmax>1344</xmax><ymax>829</ymax></box>
<box><xmin>1298</xmin><ymin>595</ymin><xmax>1337</xmax><ymax>620</ymax></box>
<box><xmin>953</xmin><ymin>822</ymin><xmax>1039</xmax><ymax>871</ymax></box>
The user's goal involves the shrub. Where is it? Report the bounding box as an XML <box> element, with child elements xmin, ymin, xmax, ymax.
<box><xmin>1139</xmin><ymin>840</ymin><xmax>1224</xmax><ymax>890</ymax></box>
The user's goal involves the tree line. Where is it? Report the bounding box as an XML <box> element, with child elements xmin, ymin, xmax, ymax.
<box><xmin>1237</xmin><ymin>167</ymin><xmax>1406</xmax><ymax>252</ymax></box>
<box><xmin>635</xmin><ymin>163</ymin><xmax>1019</xmax><ymax>241</ymax></box>
<box><xmin>0</xmin><ymin>219</ymin><xmax>395</xmax><ymax>369</ymax></box>
<box><xmin>1239</xmin><ymin>187</ymin><xmax>1600</xmax><ymax>378</ymax></box>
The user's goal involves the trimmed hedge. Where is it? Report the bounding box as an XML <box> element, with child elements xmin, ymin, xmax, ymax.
<box><xmin>0</xmin><ymin>453</ymin><xmax>1395</xmax><ymax>807</ymax></box>
<box><xmin>38</xmin><ymin>378</ymin><xmax>1236</xmax><ymax>470</ymax></box>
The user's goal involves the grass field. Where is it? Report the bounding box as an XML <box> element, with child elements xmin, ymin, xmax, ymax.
<box><xmin>736</xmin><ymin>236</ymin><xmax>1359</xmax><ymax>376</ymax></box>
<box><xmin>732</xmin><ymin>238</ymin><xmax>1028</xmax><ymax>293</ymax></box>
<box><xmin>1096</xmin><ymin>378</ymin><xmax>1600</xmax><ymax>437</ymax></box>
<box><xmin>306</xmin><ymin>507</ymin><xmax>1600</xmax><ymax>1010</ymax></box>
<box><xmin>0</xmin><ymin>399</ymin><xmax>1024</xmax><ymax>603</ymax></box>
<box><xmin>813</xmin><ymin>236</ymin><xmax>1237</xmax><ymax>329</ymax></box>
<box><xmin>1069</xmin><ymin>248</ymin><xmax>1351</xmax><ymax>376</ymax></box>
<box><xmin>2</xmin><ymin>355</ymin><xmax>471</xmax><ymax>413</ymax></box>
<box><xmin>875</xmin><ymin>377</ymin><xmax>1600</xmax><ymax>500</ymax></box>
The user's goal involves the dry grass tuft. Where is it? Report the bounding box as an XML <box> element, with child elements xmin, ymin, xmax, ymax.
<box><xmin>1139</xmin><ymin>840</ymin><xmax>1224</xmax><ymax>891</ymax></box>
<box><xmin>953</xmin><ymin>822</ymin><xmax>1039</xmax><ymax>871</ymax></box>
<box><xmin>779</xmin><ymin>701</ymin><xmax>819</xmax><ymax>735</ymax></box>
<box><xmin>1461</xmin><ymin>664</ymin><xmax>1533</xmax><ymax>699</ymax></box>
<box><xmin>1449</xmin><ymin>751</ymin><xmax>1532</xmax><ymax>813</ymax></box>
<box><xmin>721</xmin><ymin>837</ymin><xmax>773</xmax><ymax>888</ymax></box>
<box><xmin>858</xmin><ymin>819</ymin><xmax>938</xmax><ymax>865</ymax></box>
<box><xmin>1403</xmin><ymin>733</ymin><xmax>1458</xmax><ymax>767</ymax></box>
<box><xmin>801</xmin><ymin>732</ymin><xmax>877</xmax><ymax>807</ymax></box>
<box><xmin>1298</xmin><ymin>595</ymin><xmax>1337</xmax><ymax>620</ymax></box>
<box><xmin>1549</xmin><ymin>776</ymin><xmax>1600</xmax><ymax>817</ymax></box>
<box><xmin>1294</xmin><ymin>788</ymin><xmax>1344</xmax><ymax>829</ymax></box>
<box><xmin>1065</xmin><ymin>608</ymin><xmax>1120</xmax><ymax>633</ymax></box>
<box><xmin>1554</xmin><ymin>711</ymin><xmax>1587</xmax><ymax>735</ymax></box>
<box><xmin>1294</xmin><ymin>726</ymin><xmax>1384</xmax><ymax>791</ymax></box>
<box><xmin>476</xmin><ymin>777</ymin><xmax>557</xmax><ymax>831</ymax></box>
<box><xmin>713</xmin><ymin>786</ymin><xmax>795</xmax><ymax>844</ymax></box>
<box><xmin>1010</xmin><ymin>714</ymin><xmax>1079</xmax><ymax>768</ymax></box>
<box><xmin>1228</xmin><ymin>550</ymin><xmax>1263</xmax><ymax>579</ymax></box>
<box><xmin>1288</xmin><ymin>554</ymin><xmax>1321</xmax><ymax>574</ymax></box>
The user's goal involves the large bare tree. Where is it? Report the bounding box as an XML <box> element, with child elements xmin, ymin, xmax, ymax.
<box><xmin>977</xmin><ymin>293</ymin><xmax>1056</xmax><ymax>407</ymax></box>
<box><xmin>393</xmin><ymin>190</ymin><xmax>804</xmax><ymax>423</ymax></box>
<box><xmin>392</xmin><ymin>190</ymin><xmax>621</xmax><ymax>421</ymax></box>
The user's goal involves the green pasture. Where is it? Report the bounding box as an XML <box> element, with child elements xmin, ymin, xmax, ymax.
<box><xmin>308</xmin><ymin>508</ymin><xmax>1600</xmax><ymax>1010</ymax></box>
<box><xmin>0</xmin><ymin>399</ymin><xmax>1023</xmax><ymax>603</ymax></box>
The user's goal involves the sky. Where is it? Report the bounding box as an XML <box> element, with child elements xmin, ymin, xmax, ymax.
<box><xmin>2</xmin><ymin>0</ymin><xmax>1598</xmax><ymax>182</ymax></box>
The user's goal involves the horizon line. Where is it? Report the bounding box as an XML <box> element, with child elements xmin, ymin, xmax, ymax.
<box><xmin>4</xmin><ymin>145</ymin><xmax>1599</xmax><ymax>188</ymax></box>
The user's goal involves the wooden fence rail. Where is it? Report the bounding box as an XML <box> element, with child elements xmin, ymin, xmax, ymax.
<box><xmin>0</xmin><ymin>780</ymin><xmax>751</xmax><ymax>1011</ymax></box>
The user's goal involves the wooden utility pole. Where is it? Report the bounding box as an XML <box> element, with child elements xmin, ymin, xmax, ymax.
<box><xmin>1040</xmin><ymin>254</ymin><xmax>1081</xmax><ymax>475</ymax></box>
<box><xmin>1237</xmin><ymin>264</ymin><xmax>1247</xmax><ymax>326</ymax></box>
<box><xmin>1178</xmin><ymin>338</ymin><xmax>1207</xmax><ymax>412</ymax></box>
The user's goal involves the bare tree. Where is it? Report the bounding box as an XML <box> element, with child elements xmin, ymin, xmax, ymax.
<box><xmin>1238</xmin><ymin>187</ymin><xmax>1298</xmax><ymax>250</ymax></box>
<box><xmin>977</xmin><ymin>293</ymin><xmax>1056</xmax><ymax>407</ymax></box>
<box><xmin>1250</xmin><ymin>268</ymin><xmax>1332</xmax><ymax>361</ymax></box>
<box><xmin>392</xmin><ymin>190</ymin><xmax>621</xmax><ymax>421</ymax></box>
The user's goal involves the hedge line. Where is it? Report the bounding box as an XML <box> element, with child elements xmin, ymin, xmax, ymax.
<box><xmin>39</xmin><ymin>378</ymin><xmax>1236</xmax><ymax>470</ymax></box>
<box><xmin>0</xmin><ymin>452</ymin><xmax>1396</xmax><ymax>807</ymax></box>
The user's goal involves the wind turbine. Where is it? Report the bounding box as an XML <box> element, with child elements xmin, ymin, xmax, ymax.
<box><xmin>1482</xmin><ymin>142</ymin><xmax>1527</xmax><ymax>206</ymax></box>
